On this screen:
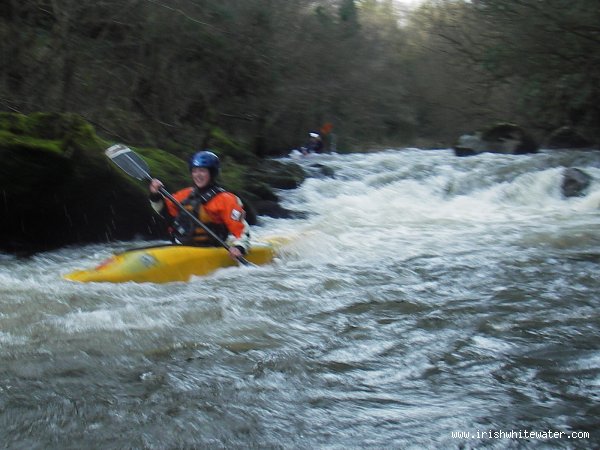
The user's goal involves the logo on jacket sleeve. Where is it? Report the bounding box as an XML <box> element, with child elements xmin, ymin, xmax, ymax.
<box><xmin>231</xmin><ymin>209</ymin><xmax>243</xmax><ymax>221</ymax></box>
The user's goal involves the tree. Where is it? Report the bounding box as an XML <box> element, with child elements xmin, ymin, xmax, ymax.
<box><xmin>406</xmin><ymin>0</ymin><xmax>600</xmax><ymax>142</ymax></box>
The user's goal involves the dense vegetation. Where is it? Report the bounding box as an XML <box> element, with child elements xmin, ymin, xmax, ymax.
<box><xmin>1</xmin><ymin>0</ymin><xmax>599</xmax><ymax>155</ymax></box>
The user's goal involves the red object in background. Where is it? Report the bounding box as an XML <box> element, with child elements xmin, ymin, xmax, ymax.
<box><xmin>320</xmin><ymin>122</ymin><xmax>333</xmax><ymax>135</ymax></box>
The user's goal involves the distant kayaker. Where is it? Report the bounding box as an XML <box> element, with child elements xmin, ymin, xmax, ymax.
<box><xmin>148</xmin><ymin>150</ymin><xmax>250</xmax><ymax>261</ymax></box>
<box><xmin>301</xmin><ymin>131</ymin><xmax>324</xmax><ymax>155</ymax></box>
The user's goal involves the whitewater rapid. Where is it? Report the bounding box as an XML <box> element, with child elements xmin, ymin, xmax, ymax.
<box><xmin>1</xmin><ymin>148</ymin><xmax>599</xmax><ymax>448</ymax></box>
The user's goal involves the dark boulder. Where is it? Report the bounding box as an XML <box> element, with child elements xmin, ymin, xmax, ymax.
<box><xmin>454</xmin><ymin>123</ymin><xmax>538</xmax><ymax>157</ymax></box>
<box><xmin>307</xmin><ymin>163</ymin><xmax>335</xmax><ymax>179</ymax></box>
<box><xmin>252</xmin><ymin>200</ymin><xmax>303</xmax><ymax>219</ymax></box>
<box><xmin>561</xmin><ymin>168</ymin><xmax>592</xmax><ymax>198</ymax></box>
<box><xmin>251</xmin><ymin>159</ymin><xmax>306</xmax><ymax>190</ymax></box>
<box><xmin>0</xmin><ymin>112</ymin><xmax>165</xmax><ymax>253</ymax></box>
<box><xmin>546</xmin><ymin>126</ymin><xmax>593</xmax><ymax>149</ymax></box>
<box><xmin>240</xmin><ymin>159</ymin><xmax>307</xmax><ymax>219</ymax></box>
<box><xmin>453</xmin><ymin>146</ymin><xmax>478</xmax><ymax>157</ymax></box>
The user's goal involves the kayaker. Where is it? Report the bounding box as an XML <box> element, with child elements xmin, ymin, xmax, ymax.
<box><xmin>301</xmin><ymin>131</ymin><xmax>324</xmax><ymax>155</ymax></box>
<box><xmin>148</xmin><ymin>150</ymin><xmax>250</xmax><ymax>260</ymax></box>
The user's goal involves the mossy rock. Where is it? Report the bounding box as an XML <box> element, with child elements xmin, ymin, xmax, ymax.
<box><xmin>0</xmin><ymin>130</ymin><xmax>71</xmax><ymax>198</ymax></box>
<box><xmin>136</xmin><ymin>147</ymin><xmax>189</xmax><ymax>191</ymax></box>
<box><xmin>0</xmin><ymin>113</ymin><xmax>164</xmax><ymax>253</ymax></box>
<box><xmin>242</xmin><ymin>182</ymin><xmax>279</xmax><ymax>202</ymax></box>
<box><xmin>0</xmin><ymin>112</ymin><xmax>28</xmax><ymax>134</ymax></box>
<box><xmin>0</xmin><ymin>112</ymin><xmax>304</xmax><ymax>252</ymax></box>
<box><xmin>248</xmin><ymin>159</ymin><xmax>306</xmax><ymax>190</ymax></box>
<box><xmin>207</xmin><ymin>126</ymin><xmax>256</xmax><ymax>164</ymax></box>
<box><xmin>240</xmin><ymin>160</ymin><xmax>306</xmax><ymax>219</ymax></box>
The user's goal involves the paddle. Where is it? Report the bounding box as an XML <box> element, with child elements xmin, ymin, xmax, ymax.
<box><xmin>105</xmin><ymin>144</ymin><xmax>254</xmax><ymax>267</ymax></box>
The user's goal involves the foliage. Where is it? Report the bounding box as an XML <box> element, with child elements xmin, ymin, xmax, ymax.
<box><xmin>405</xmin><ymin>0</ymin><xmax>600</xmax><ymax>143</ymax></box>
<box><xmin>0</xmin><ymin>0</ymin><xmax>598</xmax><ymax>153</ymax></box>
<box><xmin>0</xmin><ymin>0</ymin><xmax>422</xmax><ymax>153</ymax></box>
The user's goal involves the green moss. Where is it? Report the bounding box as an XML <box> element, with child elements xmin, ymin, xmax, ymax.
<box><xmin>0</xmin><ymin>130</ymin><xmax>63</xmax><ymax>154</ymax></box>
<box><xmin>19</xmin><ymin>112</ymin><xmax>72</xmax><ymax>139</ymax></box>
<box><xmin>0</xmin><ymin>131</ymin><xmax>73</xmax><ymax>199</ymax></box>
<box><xmin>0</xmin><ymin>112</ymin><xmax>164</xmax><ymax>252</ymax></box>
<box><xmin>0</xmin><ymin>112</ymin><xmax>104</xmax><ymax>156</ymax></box>
<box><xmin>207</xmin><ymin>126</ymin><xmax>255</xmax><ymax>163</ymax></box>
<box><xmin>219</xmin><ymin>157</ymin><xmax>248</xmax><ymax>193</ymax></box>
<box><xmin>136</xmin><ymin>147</ymin><xmax>189</xmax><ymax>190</ymax></box>
<box><xmin>0</xmin><ymin>113</ymin><xmax>28</xmax><ymax>134</ymax></box>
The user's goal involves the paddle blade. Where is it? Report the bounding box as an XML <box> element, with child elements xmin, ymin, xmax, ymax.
<box><xmin>106</xmin><ymin>144</ymin><xmax>152</xmax><ymax>181</ymax></box>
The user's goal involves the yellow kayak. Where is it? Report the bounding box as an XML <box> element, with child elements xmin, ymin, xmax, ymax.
<box><xmin>64</xmin><ymin>242</ymin><xmax>275</xmax><ymax>283</ymax></box>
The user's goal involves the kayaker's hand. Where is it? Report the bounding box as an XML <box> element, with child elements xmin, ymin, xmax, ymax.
<box><xmin>149</xmin><ymin>178</ymin><xmax>163</xmax><ymax>194</ymax></box>
<box><xmin>229</xmin><ymin>246</ymin><xmax>243</xmax><ymax>261</ymax></box>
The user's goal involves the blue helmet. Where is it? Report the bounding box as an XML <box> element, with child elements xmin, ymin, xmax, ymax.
<box><xmin>189</xmin><ymin>150</ymin><xmax>220</xmax><ymax>177</ymax></box>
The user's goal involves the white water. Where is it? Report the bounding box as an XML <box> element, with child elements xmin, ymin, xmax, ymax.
<box><xmin>1</xmin><ymin>148</ymin><xmax>599</xmax><ymax>448</ymax></box>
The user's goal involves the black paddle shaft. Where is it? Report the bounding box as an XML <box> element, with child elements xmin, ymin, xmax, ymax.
<box><xmin>105</xmin><ymin>144</ymin><xmax>253</xmax><ymax>266</ymax></box>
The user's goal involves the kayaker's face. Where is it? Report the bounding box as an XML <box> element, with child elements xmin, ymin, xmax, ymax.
<box><xmin>191</xmin><ymin>167</ymin><xmax>211</xmax><ymax>188</ymax></box>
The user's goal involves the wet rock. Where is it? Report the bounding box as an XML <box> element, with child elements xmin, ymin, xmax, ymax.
<box><xmin>454</xmin><ymin>134</ymin><xmax>480</xmax><ymax>157</ymax></box>
<box><xmin>561</xmin><ymin>168</ymin><xmax>592</xmax><ymax>198</ymax></box>
<box><xmin>0</xmin><ymin>112</ymin><xmax>167</xmax><ymax>253</ymax></box>
<box><xmin>546</xmin><ymin>126</ymin><xmax>593</xmax><ymax>149</ymax></box>
<box><xmin>252</xmin><ymin>200</ymin><xmax>301</xmax><ymax>219</ymax></box>
<box><xmin>307</xmin><ymin>163</ymin><xmax>335</xmax><ymax>178</ymax></box>
<box><xmin>238</xmin><ymin>159</ymin><xmax>307</xmax><ymax>220</ymax></box>
<box><xmin>454</xmin><ymin>123</ymin><xmax>538</xmax><ymax>157</ymax></box>
<box><xmin>250</xmin><ymin>159</ymin><xmax>306</xmax><ymax>190</ymax></box>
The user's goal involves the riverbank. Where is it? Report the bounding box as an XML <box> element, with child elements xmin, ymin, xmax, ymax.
<box><xmin>0</xmin><ymin>112</ymin><xmax>306</xmax><ymax>253</ymax></box>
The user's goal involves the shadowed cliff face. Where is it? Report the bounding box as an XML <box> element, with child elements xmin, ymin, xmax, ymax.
<box><xmin>0</xmin><ymin>113</ymin><xmax>168</xmax><ymax>253</ymax></box>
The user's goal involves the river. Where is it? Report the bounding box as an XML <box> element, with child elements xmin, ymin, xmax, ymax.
<box><xmin>1</xmin><ymin>148</ymin><xmax>599</xmax><ymax>448</ymax></box>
